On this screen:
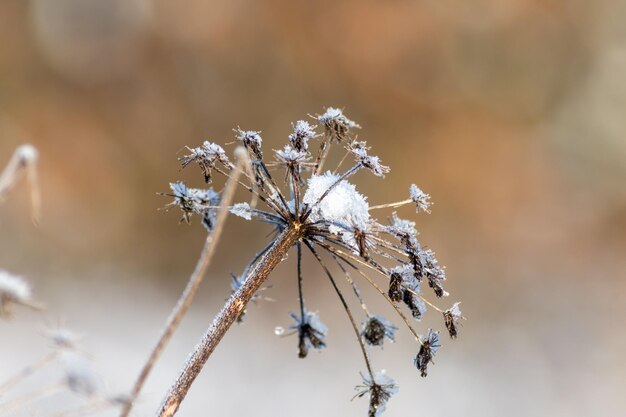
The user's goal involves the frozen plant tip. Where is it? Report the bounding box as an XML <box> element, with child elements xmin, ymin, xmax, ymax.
<box><xmin>154</xmin><ymin>107</ymin><xmax>462</xmax><ymax>417</ymax></box>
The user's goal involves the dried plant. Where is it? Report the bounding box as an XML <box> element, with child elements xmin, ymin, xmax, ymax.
<box><xmin>1</xmin><ymin>146</ymin><xmax>124</xmax><ymax>417</ymax></box>
<box><xmin>145</xmin><ymin>107</ymin><xmax>465</xmax><ymax>417</ymax></box>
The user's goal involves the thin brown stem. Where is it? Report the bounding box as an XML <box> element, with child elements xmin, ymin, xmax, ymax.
<box><xmin>0</xmin><ymin>350</ymin><xmax>59</xmax><ymax>394</ymax></box>
<box><xmin>156</xmin><ymin>225</ymin><xmax>302</xmax><ymax>417</ymax></box>
<box><xmin>119</xmin><ymin>148</ymin><xmax>248</xmax><ymax>417</ymax></box>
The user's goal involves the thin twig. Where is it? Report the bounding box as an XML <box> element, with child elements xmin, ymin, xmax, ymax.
<box><xmin>0</xmin><ymin>350</ymin><xmax>59</xmax><ymax>394</ymax></box>
<box><xmin>155</xmin><ymin>225</ymin><xmax>302</xmax><ymax>417</ymax></box>
<box><xmin>0</xmin><ymin>144</ymin><xmax>40</xmax><ymax>224</ymax></box>
<box><xmin>118</xmin><ymin>147</ymin><xmax>248</xmax><ymax>417</ymax></box>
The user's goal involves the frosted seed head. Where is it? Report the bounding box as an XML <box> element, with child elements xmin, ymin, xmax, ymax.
<box><xmin>409</xmin><ymin>184</ymin><xmax>431</xmax><ymax>213</ymax></box>
<box><xmin>361</xmin><ymin>315</ymin><xmax>397</xmax><ymax>347</ymax></box>
<box><xmin>415</xmin><ymin>329</ymin><xmax>441</xmax><ymax>377</ymax></box>
<box><xmin>275</xmin><ymin>145</ymin><xmax>309</xmax><ymax>165</ymax></box>
<box><xmin>443</xmin><ymin>302</ymin><xmax>463</xmax><ymax>339</ymax></box>
<box><xmin>235</xmin><ymin>128</ymin><xmax>263</xmax><ymax>160</ymax></box>
<box><xmin>288</xmin><ymin>310</ymin><xmax>327</xmax><ymax>358</ymax></box>
<box><xmin>355</xmin><ymin>370</ymin><xmax>399</xmax><ymax>417</ymax></box>
<box><xmin>289</xmin><ymin>120</ymin><xmax>318</xmax><ymax>152</ymax></box>
<box><xmin>316</xmin><ymin>107</ymin><xmax>360</xmax><ymax>142</ymax></box>
<box><xmin>350</xmin><ymin>145</ymin><xmax>390</xmax><ymax>177</ymax></box>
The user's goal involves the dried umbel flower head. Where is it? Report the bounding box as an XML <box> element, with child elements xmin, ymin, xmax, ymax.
<box><xmin>0</xmin><ymin>270</ymin><xmax>38</xmax><ymax>318</ymax></box>
<box><xmin>166</xmin><ymin>106</ymin><xmax>462</xmax><ymax>416</ymax></box>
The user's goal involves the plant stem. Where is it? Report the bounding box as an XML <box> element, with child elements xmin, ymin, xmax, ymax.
<box><xmin>118</xmin><ymin>148</ymin><xmax>248</xmax><ymax>417</ymax></box>
<box><xmin>156</xmin><ymin>225</ymin><xmax>302</xmax><ymax>417</ymax></box>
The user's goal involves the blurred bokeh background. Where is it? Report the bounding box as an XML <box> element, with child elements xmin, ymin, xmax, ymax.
<box><xmin>1</xmin><ymin>1</ymin><xmax>625</xmax><ymax>416</ymax></box>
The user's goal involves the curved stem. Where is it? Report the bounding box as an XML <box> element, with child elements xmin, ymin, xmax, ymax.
<box><xmin>156</xmin><ymin>226</ymin><xmax>302</xmax><ymax>417</ymax></box>
<box><xmin>119</xmin><ymin>148</ymin><xmax>248</xmax><ymax>417</ymax></box>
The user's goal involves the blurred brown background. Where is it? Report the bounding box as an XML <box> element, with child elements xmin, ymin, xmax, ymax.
<box><xmin>1</xmin><ymin>0</ymin><xmax>625</xmax><ymax>416</ymax></box>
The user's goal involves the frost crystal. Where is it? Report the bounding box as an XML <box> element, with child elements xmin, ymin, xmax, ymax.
<box><xmin>230</xmin><ymin>202</ymin><xmax>252</xmax><ymax>220</ymax></box>
<box><xmin>0</xmin><ymin>270</ymin><xmax>33</xmax><ymax>318</ymax></box>
<box><xmin>303</xmin><ymin>172</ymin><xmax>370</xmax><ymax>231</ymax></box>
<box><xmin>409</xmin><ymin>184</ymin><xmax>431</xmax><ymax>213</ymax></box>
<box><xmin>355</xmin><ymin>370</ymin><xmax>399</xmax><ymax>417</ymax></box>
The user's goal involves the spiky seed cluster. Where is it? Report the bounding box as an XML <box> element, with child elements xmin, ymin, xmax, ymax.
<box><xmin>415</xmin><ymin>329</ymin><xmax>441</xmax><ymax>377</ymax></box>
<box><xmin>168</xmin><ymin>107</ymin><xmax>463</xmax><ymax>416</ymax></box>
<box><xmin>354</xmin><ymin>371</ymin><xmax>399</xmax><ymax>417</ymax></box>
<box><xmin>179</xmin><ymin>141</ymin><xmax>230</xmax><ymax>183</ymax></box>
<box><xmin>289</xmin><ymin>120</ymin><xmax>317</xmax><ymax>152</ymax></box>
<box><xmin>288</xmin><ymin>310</ymin><xmax>327</xmax><ymax>358</ymax></box>
<box><xmin>235</xmin><ymin>129</ymin><xmax>263</xmax><ymax>160</ymax></box>
<box><xmin>362</xmin><ymin>316</ymin><xmax>397</xmax><ymax>347</ymax></box>
<box><xmin>410</xmin><ymin>184</ymin><xmax>431</xmax><ymax>213</ymax></box>
<box><xmin>443</xmin><ymin>302</ymin><xmax>463</xmax><ymax>338</ymax></box>
<box><xmin>165</xmin><ymin>182</ymin><xmax>220</xmax><ymax>232</ymax></box>
<box><xmin>316</xmin><ymin>107</ymin><xmax>360</xmax><ymax>142</ymax></box>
